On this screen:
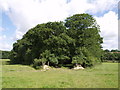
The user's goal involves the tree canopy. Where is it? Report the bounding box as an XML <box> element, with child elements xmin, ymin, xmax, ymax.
<box><xmin>10</xmin><ymin>13</ymin><xmax>103</xmax><ymax>68</ymax></box>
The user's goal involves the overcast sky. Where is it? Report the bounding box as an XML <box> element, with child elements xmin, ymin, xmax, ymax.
<box><xmin>0</xmin><ymin>0</ymin><xmax>119</xmax><ymax>51</ymax></box>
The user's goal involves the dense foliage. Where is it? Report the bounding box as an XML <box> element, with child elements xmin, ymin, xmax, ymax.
<box><xmin>102</xmin><ymin>49</ymin><xmax>120</xmax><ymax>62</ymax></box>
<box><xmin>10</xmin><ymin>13</ymin><xmax>103</xmax><ymax>68</ymax></box>
<box><xmin>0</xmin><ymin>50</ymin><xmax>10</xmax><ymax>59</ymax></box>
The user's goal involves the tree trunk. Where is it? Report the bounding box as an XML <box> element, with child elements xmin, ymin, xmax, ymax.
<box><xmin>42</xmin><ymin>62</ymin><xmax>46</xmax><ymax>69</ymax></box>
<box><xmin>47</xmin><ymin>61</ymin><xmax>49</xmax><ymax>66</ymax></box>
<box><xmin>42</xmin><ymin>61</ymin><xmax>45</xmax><ymax>66</ymax></box>
<box><xmin>76</xmin><ymin>63</ymin><xmax>78</xmax><ymax>67</ymax></box>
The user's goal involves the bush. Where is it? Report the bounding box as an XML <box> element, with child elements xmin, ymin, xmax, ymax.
<box><xmin>33</xmin><ymin>59</ymin><xmax>42</xmax><ymax>69</ymax></box>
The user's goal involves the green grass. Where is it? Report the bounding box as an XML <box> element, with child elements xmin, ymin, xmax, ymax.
<box><xmin>1</xmin><ymin>59</ymin><xmax>118</xmax><ymax>88</ymax></box>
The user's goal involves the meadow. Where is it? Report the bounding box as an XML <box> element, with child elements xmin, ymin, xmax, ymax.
<box><xmin>1</xmin><ymin>59</ymin><xmax>118</xmax><ymax>88</ymax></box>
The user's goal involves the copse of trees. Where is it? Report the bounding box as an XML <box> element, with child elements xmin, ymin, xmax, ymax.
<box><xmin>10</xmin><ymin>13</ymin><xmax>103</xmax><ymax>68</ymax></box>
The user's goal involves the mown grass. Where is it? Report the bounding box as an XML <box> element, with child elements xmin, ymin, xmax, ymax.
<box><xmin>1</xmin><ymin>59</ymin><xmax>118</xmax><ymax>88</ymax></box>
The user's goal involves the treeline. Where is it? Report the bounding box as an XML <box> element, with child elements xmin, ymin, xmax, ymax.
<box><xmin>0</xmin><ymin>50</ymin><xmax>10</xmax><ymax>59</ymax></box>
<box><xmin>102</xmin><ymin>49</ymin><xmax>120</xmax><ymax>62</ymax></box>
<box><xmin>9</xmin><ymin>13</ymin><xmax>103</xmax><ymax>68</ymax></box>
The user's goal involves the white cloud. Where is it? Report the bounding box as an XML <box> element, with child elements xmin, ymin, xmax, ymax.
<box><xmin>88</xmin><ymin>0</ymin><xmax>118</xmax><ymax>14</ymax></box>
<box><xmin>66</xmin><ymin>0</ymin><xmax>93</xmax><ymax>14</ymax></box>
<box><xmin>0</xmin><ymin>0</ymin><xmax>70</xmax><ymax>39</ymax></box>
<box><xmin>0</xmin><ymin>34</ymin><xmax>12</xmax><ymax>51</ymax></box>
<box><xmin>0</xmin><ymin>35</ymin><xmax>6</xmax><ymax>40</ymax></box>
<box><xmin>95</xmin><ymin>11</ymin><xmax>118</xmax><ymax>50</ymax></box>
<box><xmin>0</xmin><ymin>42</ymin><xmax>12</xmax><ymax>51</ymax></box>
<box><xmin>0</xmin><ymin>0</ymin><xmax>119</xmax><ymax>50</ymax></box>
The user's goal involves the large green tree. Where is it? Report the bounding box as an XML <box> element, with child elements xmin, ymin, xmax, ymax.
<box><xmin>65</xmin><ymin>14</ymin><xmax>103</xmax><ymax>67</ymax></box>
<box><xmin>10</xmin><ymin>13</ymin><xmax>103</xmax><ymax>68</ymax></box>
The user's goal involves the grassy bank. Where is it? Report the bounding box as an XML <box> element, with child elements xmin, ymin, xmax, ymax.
<box><xmin>1</xmin><ymin>59</ymin><xmax>118</xmax><ymax>88</ymax></box>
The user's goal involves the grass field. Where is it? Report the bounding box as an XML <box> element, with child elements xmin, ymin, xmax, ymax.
<box><xmin>1</xmin><ymin>59</ymin><xmax>118</xmax><ymax>88</ymax></box>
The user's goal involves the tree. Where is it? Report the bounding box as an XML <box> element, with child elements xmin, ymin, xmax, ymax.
<box><xmin>10</xmin><ymin>13</ymin><xmax>103</xmax><ymax>68</ymax></box>
<box><xmin>104</xmin><ymin>49</ymin><xmax>110</xmax><ymax>52</ymax></box>
<box><xmin>65</xmin><ymin>13</ymin><xmax>103</xmax><ymax>67</ymax></box>
<box><xmin>10</xmin><ymin>22</ymin><xmax>68</xmax><ymax>65</ymax></box>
